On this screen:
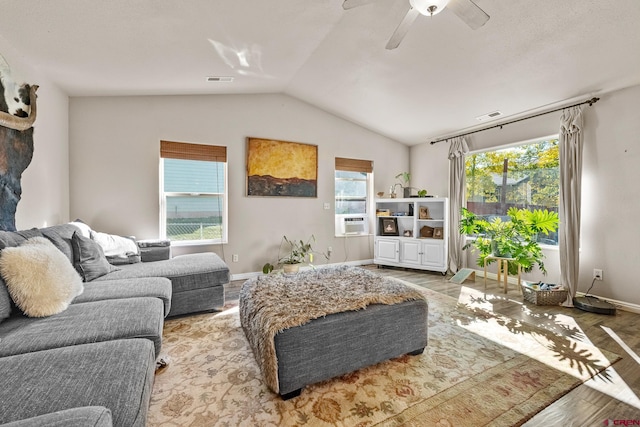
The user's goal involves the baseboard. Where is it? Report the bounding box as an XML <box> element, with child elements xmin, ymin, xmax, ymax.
<box><xmin>230</xmin><ymin>259</ymin><xmax>373</xmax><ymax>282</ymax></box>
<box><xmin>468</xmin><ymin>268</ymin><xmax>640</xmax><ymax>314</ymax></box>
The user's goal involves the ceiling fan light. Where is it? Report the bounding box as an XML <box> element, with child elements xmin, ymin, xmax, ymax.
<box><xmin>409</xmin><ymin>0</ymin><xmax>450</xmax><ymax>16</ymax></box>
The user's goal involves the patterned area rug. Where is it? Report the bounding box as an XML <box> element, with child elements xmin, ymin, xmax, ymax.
<box><xmin>148</xmin><ymin>280</ymin><xmax>619</xmax><ymax>426</ymax></box>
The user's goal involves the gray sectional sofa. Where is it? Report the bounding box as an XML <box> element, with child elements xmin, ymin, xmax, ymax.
<box><xmin>0</xmin><ymin>222</ymin><xmax>230</xmax><ymax>426</ymax></box>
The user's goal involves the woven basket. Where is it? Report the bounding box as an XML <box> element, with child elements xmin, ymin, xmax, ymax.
<box><xmin>521</xmin><ymin>283</ymin><xmax>568</xmax><ymax>306</ymax></box>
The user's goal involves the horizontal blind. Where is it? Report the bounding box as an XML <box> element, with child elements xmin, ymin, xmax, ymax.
<box><xmin>335</xmin><ymin>157</ymin><xmax>373</xmax><ymax>173</ymax></box>
<box><xmin>161</xmin><ymin>140</ymin><xmax>227</xmax><ymax>162</ymax></box>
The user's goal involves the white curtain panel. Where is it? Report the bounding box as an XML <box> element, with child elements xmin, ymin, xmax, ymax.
<box><xmin>558</xmin><ymin>105</ymin><xmax>584</xmax><ymax>306</ymax></box>
<box><xmin>448</xmin><ymin>136</ymin><xmax>469</xmax><ymax>273</ymax></box>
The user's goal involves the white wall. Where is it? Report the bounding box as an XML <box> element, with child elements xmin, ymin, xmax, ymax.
<box><xmin>69</xmin><ymin>93</ymin><xmax>408</xmax><ymax>275</ymax></box>
<box><xmin>411</xmin><ymin>84</ymin><xmax>640</xmax><ymax>307</ymax></box>
<box><xmin>0</xmin><ymin>40</ymin><xmax>69</xmax><ymax>230</ymax></box>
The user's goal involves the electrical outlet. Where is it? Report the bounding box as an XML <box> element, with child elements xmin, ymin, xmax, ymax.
<box><xmin>327</xmin><ymin>246</ymin><xmax>333</xmax><ymax>257</ymax></box>
<box><xmin>593</xmin><ymin>268</ymin><xmax>603</xmax><ymax>281</ymax></box>
<box><xmin>232</xmin><ymin>254</ymin><xmax>239</xmax><ymax>262</ymax></box>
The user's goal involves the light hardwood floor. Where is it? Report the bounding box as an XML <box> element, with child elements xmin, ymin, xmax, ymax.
<box><xmin>224</xmin><ymin>265</ymin><xmax>640</xmax><ymax>425</ymax></box>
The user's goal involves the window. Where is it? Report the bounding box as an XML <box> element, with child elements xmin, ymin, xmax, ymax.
<box><xmin>334</xmin><ymin>157</ymin><xmax>373</xmax><ymax>236</ymax></box>
<box><xmin>160</xmin><ymin>140</ymin><xmax>227</xmax><ymax>244</ymax></box>
<box><xmin>465</xmin><ymin>135</ymin><xmax>559</xmax><ymax>245</ymax></box>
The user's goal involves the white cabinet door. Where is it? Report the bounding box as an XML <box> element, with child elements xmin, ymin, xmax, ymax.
<box><xmin>376</xmin><ymin>239</ymin><xmax>400</xmax><ymax>263</ymax></box>
<box><xmin>400</xmin><ymin>240</ymin><xmax>421</xmax><ymax>266</ymax></box>
<box><xmin>421</xmin><ymin>240</ymin><xmax>444</xmax><ymax>267</ymax></box>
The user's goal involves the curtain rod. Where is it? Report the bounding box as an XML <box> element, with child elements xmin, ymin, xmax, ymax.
<box><xmin>429</xmin><ymin>97</ymin><xmax>600</xmax><ymax>145</ymax></box>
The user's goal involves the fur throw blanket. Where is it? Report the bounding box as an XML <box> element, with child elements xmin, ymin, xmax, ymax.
<box><xmin>239</xmin><ymin>265</ymin><xmax>426</xmax><ymax>394</ymax></box>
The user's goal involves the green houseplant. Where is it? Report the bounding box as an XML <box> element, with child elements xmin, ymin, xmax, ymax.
<box><xmin>262</xmin><ymin>235</ymin><xmax>326</xmax><ymax>274</ymax></box>
<box><xmin>459</xmin><ymin>207</ymin><xmax>559</xmax><ymax>275</ymax></box>
<box><xmin>395</xmin><ymin>172</ymin><xmax>411</xmax><ymax>198</ymax></box>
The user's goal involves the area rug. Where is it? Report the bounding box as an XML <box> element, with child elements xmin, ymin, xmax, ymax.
<box><xmin>148</xmin><ymin>280</ymin><xmax>620</xmax><ymax>427</ymax></box>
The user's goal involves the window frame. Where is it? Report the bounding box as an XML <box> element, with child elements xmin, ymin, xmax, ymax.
<box><xmin>334</xmin><ymin>157</ymin><xmax>374</xmax><ymax>237</ymax></box>
<box><xmin>159</xmin><ymin>141</ymin><xmax>228</xmax><ymax>246</ymax></box>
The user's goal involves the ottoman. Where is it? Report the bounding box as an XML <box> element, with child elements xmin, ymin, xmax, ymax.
<box><xmin>239</xmin><ymin>266</ymin><xmax>428</xmax><ymax>399</ymax></box>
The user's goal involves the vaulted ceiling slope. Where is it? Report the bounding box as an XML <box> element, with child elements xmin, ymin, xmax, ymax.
<box><xmin>1</xmin><ymin>0</ymin><xmax>639</xmax><ymax>145</ymax></box>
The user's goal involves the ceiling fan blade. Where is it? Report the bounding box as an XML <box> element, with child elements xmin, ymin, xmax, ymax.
<box><xmin>447</xmin><ymin>0</ymin><xmax>490</xmax><ymax>30</ymax></box>
<box><xmin>385</xmin><ymin>7</ymin><xmax>420</xmax><ymax>50</ymax></box>
<box><xmin>342</xmin><ymin>0</ymin><xmax>380</xmax><ymax>10</ymax></box>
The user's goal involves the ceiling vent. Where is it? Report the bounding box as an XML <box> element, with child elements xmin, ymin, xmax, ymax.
<box><xmin>206</xmin><ymin>76</ymin><xmax>234</xmax><ymax>82</ymax></box>
<box><xmin>475</xmin><ymin>110</ymin><xmax>503</xmax><ymax>121</ymax></box>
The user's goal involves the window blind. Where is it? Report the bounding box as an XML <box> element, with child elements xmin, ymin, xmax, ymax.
<box><xmin>161</xmin><ymin>140</ymin><xmax>227</xmax><ymax>162</ymax></box>
<box><xmin>335</xmin><ymin>157</ymin><xmax>373</xmax><ymax>173</ymax></box>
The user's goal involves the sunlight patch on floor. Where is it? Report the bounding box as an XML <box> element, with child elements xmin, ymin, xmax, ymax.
<box><xmin>456</xmin><ymin>286</ymin><xmax>640</xmax><ymax>410</ymax></box>
<box><xmin>602</xmin><ymin>326</ymin><xmax>640</xmax><ymax>365</ymax></box>
<box><xmin>213</xmin><ymin>305</ymin><xmax>239</xmax><ymax>317</ymax></box>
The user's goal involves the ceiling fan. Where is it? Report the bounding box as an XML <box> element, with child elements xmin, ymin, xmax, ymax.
<box><xmin>343</xmin><ymin>0</ymin><xmax>490</xmax><ymax>49</ymax></box>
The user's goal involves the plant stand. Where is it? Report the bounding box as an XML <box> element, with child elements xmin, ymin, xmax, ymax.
<box><xmin>484</xmin><ymin>255</ymin><xmax>522</xmax><ymax>294</ymax></box>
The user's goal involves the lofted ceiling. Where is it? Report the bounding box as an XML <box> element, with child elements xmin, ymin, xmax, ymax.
<box><xmin>1</xmin><ymin>0</ymin><xmax>639</xmax><ymax>145</ymax></box>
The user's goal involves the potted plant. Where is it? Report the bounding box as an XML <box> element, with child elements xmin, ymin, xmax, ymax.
<box><xmin>459</xmin><ymin>207</ymin><xmax>559</xmax><ymax>275</ymax></box>
<box><xmin>395</xmin><ymin>172</ymin><xmax>412</xmax><ymax>198</ymax></box>
<box><xmin>263</xmin><ymin>235</ymin><xmax>327</xmax><ymax>274</ymax></box>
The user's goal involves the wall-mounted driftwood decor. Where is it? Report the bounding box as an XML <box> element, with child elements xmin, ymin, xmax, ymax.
<box><xmin>246</xmin><ymin>137</ymin><xmax>318</xmax><ymax>197</ymax></box>
<box><xmin>0</xmin><ymin>53</ymin><xmax>38</xmax><ymax>231</ymax></box>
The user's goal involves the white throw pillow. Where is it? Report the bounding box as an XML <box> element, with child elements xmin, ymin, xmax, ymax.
<box><xmin>90</xmin><ymin>231</ymin><xmax>138</xmax><ymax>257</ymax></box>
<box><xmin>69</xmin><ymin>220</ymin><xmax>92</xmax><ymax>238</ymax></box>
<box><xmin>0</xmin><ymin>237</ymin><xmax>84</xmax><ymax>317</ymax></box>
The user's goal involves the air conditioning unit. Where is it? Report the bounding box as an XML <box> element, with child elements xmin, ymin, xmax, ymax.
<box><xmin>339</xmin><ymin>215</ymin><xmax>369</xmax><ymax>235</ymax></box>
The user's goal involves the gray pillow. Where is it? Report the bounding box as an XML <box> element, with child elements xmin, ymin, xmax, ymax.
<box><xmin>71</xmin><ymin>232</ymin><xmax>119</xmax><ymax>281</ymax></box>
<box><xmin>0</xmin><ymin>279</ymin><xmax>11</xmax><ymax>323</ymax></box>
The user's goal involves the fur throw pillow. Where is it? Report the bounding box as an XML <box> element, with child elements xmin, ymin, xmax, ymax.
<box><xmin>0</xmin><ymin>236</ymin><xmax>84</xmax><ymax>317</ymax></box>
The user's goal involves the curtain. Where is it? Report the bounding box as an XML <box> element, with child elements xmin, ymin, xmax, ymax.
<box><xmin>448</xmin><ymin>136</ymin><xmax>469</xmax><ymax>273</ymax></box>
<box><xmin>558</xmin><ymin>106</ymin><xmax>584</xmax><ymax>306</ymax></box>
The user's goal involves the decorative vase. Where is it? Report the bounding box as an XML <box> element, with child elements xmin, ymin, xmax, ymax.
<box><xmin>283</xmin><ymin>264</ymin><xmax>300</xmax><ymax>274</ymax></box>
<box><xmin>403</xmin><ymin>187</ymin><xmax>411</xmax><ymax>198</ymax></box>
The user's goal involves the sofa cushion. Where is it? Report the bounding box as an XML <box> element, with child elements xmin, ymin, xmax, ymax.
<box><xmin>71</xmin><ymin>232</ymin><xmax>118</xmax><ymax>282</ymax></box>
<box><xmin>73</xmin><ymin>277</ymin><xmax>172</xmax><ymax>317</ymax></box>
<box><xmin>95</xmin><ymin>252</ymin><xmax>229</xmax><ymax>293</ymax></box>
<box><xmin>39</xmin><ymin>223</ymin><xmax>82</xmax><ymax>263</ymax></box>
<box><xmin>0</xmin><ymin>297</ymin><xmax>164</xmax><ymax>357</ymax></box>
<box><xmin>0</xmin><ymin>237</ymin><xmax>84</xmax><ymax>317</ymax></box>
<box><xmin>0</xmin><ymin>406</ymin><xmax>113</xmax><ymax>427</ymax></box>
<box><xmin>0</xmin><ymin>228</ymin><xmax>43</xmax><ymax>250</ymax></box>
<box><xmin>0</xmin><ymin>281</ymin><xmax>11</xmax><ymax>324</ymax></box>
<box><xmin>0</xmin><ymin>339</ymin><xmax>154</xmax><ymax>427</ymax></box>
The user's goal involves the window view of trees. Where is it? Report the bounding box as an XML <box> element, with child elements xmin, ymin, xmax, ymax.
<box><xmin>465</xmin><ymin>137</ymin><xmax>559</xmax><ymax>245</ymax></box>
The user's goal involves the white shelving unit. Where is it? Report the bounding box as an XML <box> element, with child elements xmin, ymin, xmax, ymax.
<box><xmin>374</xmin><ymin>197</ymin><xmax>449</xmax><ymax>274</ymax></box>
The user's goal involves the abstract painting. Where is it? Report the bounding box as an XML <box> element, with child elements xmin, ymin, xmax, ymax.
<box><xmin>246</xmin><ymin>137</ymin><xmax>317</xmax><ymax>197</ymax></box>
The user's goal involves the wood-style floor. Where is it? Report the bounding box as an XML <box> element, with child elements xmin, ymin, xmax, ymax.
<box><xmin>224</xmin><ymin>265</ymin><xmax>640</xmax><ymax>424</ymax></box>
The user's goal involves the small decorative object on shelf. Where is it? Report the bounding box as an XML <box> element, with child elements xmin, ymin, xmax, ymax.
<box><xmin>433</xmin><ymin>227</ymin><xmax>443</xmax><ymax>239</ymax></box>
<box><xmin>419</xmin><ymin>206</ymin><xmax>431</xmax><ymax>219</ymax></box>
<box><xmin>379</xmin><ymin>217</ymin><xmax>399</xmax><ymax>236</ymax></box>
<box><xmin>403</xmin><ymin>230</ymin><xmax>413</xmax><ymax>237</ymax></box>
<box><xmin>420</xmin><ymin>226</ymin><xmax>434</xmax><ymax>238</ymax></box>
